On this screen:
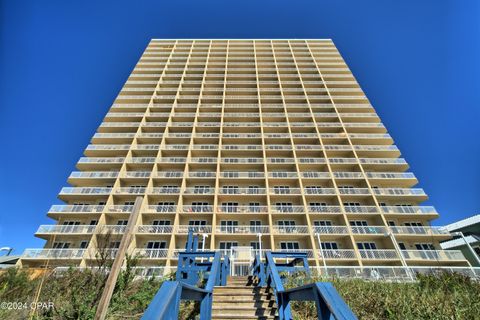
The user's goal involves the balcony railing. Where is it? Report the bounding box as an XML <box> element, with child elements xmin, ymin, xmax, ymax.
<box><xmin>146</xmin><ymin>205</ymin><xmax>177</xmax><ymax>213</ymax></box>
<box><xmin>133</xmin><ymin>249</ymin><xmax>169</xmax><ymax>259</ymax></box>
<box><xmin>401</xmin><ymin>250</ymin><xmax>465</xmax><ymax>261</ymax></box>
<box><xmin>215</xmin><ymin>226</ymin><xmax>270</xmax><ymax>234</ymax></box>
<box><xmin>49</xmin><ymin>205</ymin><xmax>105</xmax><ymax>213</ymax></box>
<box><xmin>350</xmin><ymin>226</ymin><xmax>387</xmax><ymax>234</ymax></box>
<box><xmin>359</xmin><ymin>249</ymin><xmax>398</xmax><ymax>260</ymax></box>
<box><xmin>137</xmin><ymin>225</ymin><xmax>175</xmax><ymax>234</ymax></box>
<box><xmin>381</xmin><ymin>206</ymin><xmax>438</xmax><ymax>215</ymax></box>
<box><xmin>59</xmin><ymin>187</ymin><xmax>112</xmax><ymax>195</ymax></box>
<box><xmin>217</xmin><ymin>205</ymin><xmax>268</xmax><ymax>214</ymax></box>
<box><xmin>22</xmin><ymin>249</ymin><xmax>86</xmax><ymax>259</ymax></box>
<box><xmin>270</xmin><ymin>205</ymin><xmax>305</xmax><ymax>213</ymax></box>
<box><xmin>312</xmin><ymin>226</ymin><xmax>349</xmax><ymax>234</ymax></box>
<box><xmin>182</xmin><ymin>205</ymin><xmax>214</xmax><ymax>213</ymax></box>
<box><xmin>36</xmin><ymin>225</ymin><xmax>96</xmax><ymax>234</ymax></box>
<box><xmin>320</xmin><ymin>249</ymin><xmax>356</xmax><ymax>260</ymax></box>
<box><xmin>218</xmin><ymin>188</ymin><xmax>266</xmax><ymax>195</ymax></box>
<box><xmin>390</xmin><ymin>226</ymin><xmax>449</xmax><ymax>235</ymax></box>
<box><xmin>272</xmin><ymin>225</ymin><xmax>309</xmax><ymax>234</ymax></box>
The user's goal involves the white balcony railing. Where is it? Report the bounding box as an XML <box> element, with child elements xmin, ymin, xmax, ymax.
<box><xmin>359</xmin><ymin>249</ymin><xmax>398</xmax><ymax>260</ymax></box>
<box><xmin>272</xmin><ymin>225</ymin><xmax>309</xmax><ymax>234</ymax></box>
<box><xmin>401</xmin><ymin>250</ymin><xmax>465</xmax><ymax>261</ymax></box>
<box><xmin>22</xmin><ymin>249</ymin><xmax>86</xmax><ymax>259</ymax></box>
<box><xmin>313</xmin><ymin>226</ymin><xmax>349</xmax><ymax>234</ymax></box>
<box><xmin>390</xmin><ymin>226</ymin><xmax>449</xmax><ymax>235</ymax></box>
<box><xmin>49</xmin><ymin>205</ymin><xmax>105</xmax><ymax>213</ymax></box>
<box><xmin>133</xmin><ymin>249</ymin><xmax>169</xmax><ymax>259</ymax></box>
<box><xmin>36</xmin><ymin>225</ymin><xmax>96</xmax><ymax>234</ymax></box>
<box><xmin>320</xmin><ymin>249</ymin><xmax>357</xmax><ymax>260</ymax></box>
<box><xmin>350</xmin><ymin>226</ymin><xmax>387</xmax><ymax>234</ymax></box>
<box><xmin>215</xmin><ymin>226</ymin><xmax>270</xmax><ymax>234</ymax></box>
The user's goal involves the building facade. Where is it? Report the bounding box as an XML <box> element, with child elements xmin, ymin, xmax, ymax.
<box><xmin>20</xmin><ymin>39</ymin><xmax>469</xmax><ymax>275</ymax></box>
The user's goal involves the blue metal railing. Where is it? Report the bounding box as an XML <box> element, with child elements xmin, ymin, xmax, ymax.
<box><xmin>141</xmin><ymin>232</ymin><xmax>230</xmax><ymax>320</ymax></box>
<box><xmin>256</xmin><ymin>251</ymin><xmax>357</xmax><ymax>320</ymax></box>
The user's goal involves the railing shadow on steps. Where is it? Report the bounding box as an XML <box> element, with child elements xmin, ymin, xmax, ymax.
<box><xmin>253</xmin><ymin>251</ymin><xmax>357</xmax><ymax>320</ymax></box>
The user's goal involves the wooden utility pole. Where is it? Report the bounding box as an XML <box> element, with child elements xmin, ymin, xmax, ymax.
<box><xmin>94</xmin><ymin>196</ymin><xmax>143</xmax><ymax>320</ymax></box>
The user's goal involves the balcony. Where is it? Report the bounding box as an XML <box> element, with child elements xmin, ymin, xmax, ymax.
<box><xmin>133</xmin><ymin>249</ymin><xmax>169</xmax><ymax>259</ymax></box>
<box><xmin>146</xmin><ymin>205</ymin><xmax>177</xmax><ymax>213</ymax></box>
<box><xmin>359</xmin><ymin>249</ymin><xmax>398</xmax><ymax>260</ymax></box>
<box><xmin>35</xmin><ymin>225</ymin><xmax>96</xmax><ymax>236</ymax></box>
<box><xmin>114</xmin><ymin>187</ymin><xmax>146</xmax><ymax>195</ymax></box>
<box><xmin>401</xmin><ymin>250</ymin><xmax>465</xmax><ymax>262</ymax></box>
<box><xmin>215</xmin><ymin>225</ymin><xmax>269</xmax><ymax>234</ymax></box>
<box><xmin>182</xmin><ymin>205</ymin><xmax>214</xmax><ymax>213</ymax></box>
<box><xmin>98</xmin><ymin>225</ymin><xmax>127</xmax><ymax>234</ymax></box>
<box><xmin>219</xmin><ymin>187</ymin><xmax>266</xmax><ymax>195</ymax></box>
<box><xmin>136</xmin><ymin>225</ymin><xmax>175</xmax><ymax>234</ymax></box>
<box><xmin>48</xmin><ymin>204</ymin><xmax>105</xmax><ymax>214</ymax></box>
<box><xmin>312</xmin><ymin>226</ymin><xmax>349</xmax><ymax>234</ymax></box>
<box><xmin>217</xmin><ymin>205</ymin><xmax>268</xmax><ymax>214</ymax></box>
<box><xmin>350</xmin><ymin>226</ymin><xmax>387</xmax><ymax>235</ymax></box>
<box><xmin>381</xmin><ymin>206</ymin><xmax>438</xmax><ymax>216</ymax></box>
<box><xmin>270</xmin><ymin>205</ymin><xmax>305</xmax><ymax>214</ymax></box>
<box><xmin>269</xmin><ymin>188</ymin><xmax>302</xmax><ymax>195</ymax></box>
<box><xmin>272</xmin><ymin>225</ymin><xmax>309</xmax><ymax>234</ymax></box>
<box><xmin>108</xmin><ymin>205</ymin><xmax>134</xmax><ymax>213</ymax></box>
<box><xmin>320</xmin><ymin>249</ymin><xmax>357</xmax><ymax>260</ymax></box>
<box><xmin>390</xmin><ymin>226</ymin><xmax>449</xmax><ymax>236</ymax></box>
<box><xmin>22</xmin><ymin>249</ymin><xmax>85</xmax><ymax>259</ymax></box>
<box><xmin>59</xmin><ymin>187</ymin><xmax>112</xmax><ymax>197</ymax></box>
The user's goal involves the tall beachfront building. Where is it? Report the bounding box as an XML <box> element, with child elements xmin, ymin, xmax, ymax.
<box><xmin>20</xmin><ymin>39</ymin><xmax>469</xmax><ymax>275</ymax></box>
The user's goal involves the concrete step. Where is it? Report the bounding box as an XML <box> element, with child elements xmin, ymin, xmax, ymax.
<box><xmin>213</xmin><ymin>294</ymin><xmax>275</xmax><ymax>302</ymax></box>
<box><xmin>213</xmin><ymin>300</ymin><xmax>276</xmax><ymax>309</ymax></box>
<box><xmin>212</xmin><ymin>307</ymin><xmax>277</xmax><ymax>318</ymax></box>
<box><xmin>213</xmin><ymin>289</ymin><xmax>272</xmax><ymax>295</ymax></box>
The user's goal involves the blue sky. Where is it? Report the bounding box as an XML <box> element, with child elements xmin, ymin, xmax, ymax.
<box><xmin>1</xmin><ymin>0</ymin><xmax>479</xmax><ymax>255</ymax></box>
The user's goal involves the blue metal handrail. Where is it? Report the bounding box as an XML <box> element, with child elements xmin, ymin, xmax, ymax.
<box><xmin>263</xmin><ymin>251</ymin><xmax>357</xmax><ymax>320</ymax></box>
<box><xmin>142</xmin><ymin>232</ymin><xmax>230</xmax><ymax>320</ymax></box>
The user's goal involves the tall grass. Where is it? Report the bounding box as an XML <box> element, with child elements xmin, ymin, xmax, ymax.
<box><xmin>285</xmin><ymin>271</ymin><xmax>480</xmax><ymax>320</ymax></box>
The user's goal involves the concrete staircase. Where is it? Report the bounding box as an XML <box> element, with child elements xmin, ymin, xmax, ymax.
<box><xmin>212</xmin><ymin>276</ymin><xmax>278</xmax><ymax>320</ymax></box>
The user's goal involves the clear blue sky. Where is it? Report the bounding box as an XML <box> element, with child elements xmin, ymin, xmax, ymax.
<box><xmin>1</xmin><ymin>0</ymin><xmax>479</xmax><ymax>255</ymax></box>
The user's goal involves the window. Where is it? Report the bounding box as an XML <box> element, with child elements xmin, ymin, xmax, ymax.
<box><xmin>192</xmin><ymin>202</ymin><xmax>210</xmax><ymax>212</ymax></box>
<box><xmin>146</xmin><ymin>241</ymin><xmax>167</xmax><ymax>249</ymax></box>
<box><xmin>248</xmin><ymin>186</ymin><xmax>260</xmax><ymax>194</ymax></box>
<box><xmin>189</xmin><ymin>220</ymin><xmax>207</xmax><ymax>226</ymax></box>
<box><xmin>153</xmin><ymin>220</ymin><xmax>171</xmax><ymax>226</ymax></box>
<box><xmin>350</xmin><ymin>221</ymin><xmax>368</xmax><ymax>226</ymax></box>
<box><xmin>273</xmin><ymin>186</ymin><xmax>290</xmax><ymax>194</ymax></box>
<box><xmin>357</xmin><ymin>242</ymin><xmax>377</xmax><ymax>250</ymax></box>
<box><xmin>343</xmin><ymin>202</ymin><xmax>361</xmax><ymax>206</ymax></box>
<box><xmin>80</xmin><ymin>241</ymin><xmax>89</xmax><ymax>249</ymax></box>
<box><xmin>321</xmin><ymin>242</ymin><xmax>338</xmax><ymax>250</ymax></box>
<box><xmin>250</xmin><ymin>242</ymin><xmax>260</xmax><ymax>250</ymax></box>
<box><xmin>157</xmin><ymin>202</ymin><xmax>175</xmax><ymax>212</ymax></box>
<box><xmin>117</xmin><ymin>220</ymin><xmax>128</xmax><ymax>226</ymax></box>
<box><xmin>415</xmin><ymin>243</ymin><xmax>435</xmax><ymax>250</ymax></box>
<box><xmin>305</xmin><ymin>186</ymin><xmax>322</xmax><ymax>194</ymax></box>
<box><xmin>280</xmin><ymin>242</ymin><xmax>300</xmax><ymax>250</ymax></box>
<box><xmin>224</xmin><ymin>171</ymin><xmax>239</xmax><ymax>178</ymax></box>
<box><xmin>194</xmin><ymin>185</ymin><xmax>211</xmax><ymax>194</ymax></box>
<box><xmin>220</xmin><ymin>220</ymin><xmax>238</xmax><ymax>232</ymax></box>
<box><xmin>249</xmin><ymin>202</ymin><xmax>261</xmax><ymax>212</ymax></box>
<box><xmin>62</xmin><ymin>221</ymin><xmax>80</xmax><ymax>226</ymax></box>
<box><xmin>222</xmin><ymin>186</ymin><xmax>239</xmax><ymax>194</ymax></box>
<box><xmin>314</xmin><ymin>220</ymin><xmax>332</xmax><ymax>226</ymax></box>
<box><xmin>110</xmin><ymin>241</ymin><xmax>121</xmax><ymax>249</ymax></box>
<box><xmin>219</xmin><ymin>242</ymin><xmax>238</xmax><ymax>250</ymax></box>
<box><xmin>309</xmin><ymin>202</ymin><xmax>327</xmax><ymax>212</ymax></box>
<box><xmin>89</xmin><ymin>220</ymin><xmax>98</xmax><ymax>225</ymax></box>
<box><xmin>53</xmin><ymin>242</ymin><xmax>70</xmax><ymax>249</ymax></box>
<box><xmin>221</xmin><ymin>202</ymin><xmax>238</xmax><ymax>213</ymax></box>
<box><xmin>124</xmin><ymin>201</ymin><xmax>135</xmax><ymax>206</ymax></box>
<box><xmin>388</xmin><ymin>221</ymin><xmax>396</xmax><ymax>226</ymax></box>
<box><xmin>275</xmin><ymin>202</ymin><xmax>293</xmax><ymax>212</ymax></box>
<box><xmin>161</xmin><ymin>185</ymin><xmax>179</xmax><ymax>193</ymax></box>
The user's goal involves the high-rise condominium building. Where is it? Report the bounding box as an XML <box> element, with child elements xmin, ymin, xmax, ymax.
<box><xmin>20</xmin><ymin>39</ymin><xmax>469</xmax><ymax>275</ymax></box>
